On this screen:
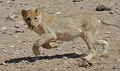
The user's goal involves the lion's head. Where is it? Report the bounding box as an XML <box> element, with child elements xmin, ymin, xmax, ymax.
<box><xmin>21</xmin><ymin>7</ymin><xmax>42</xmax><ymax>30</ymax></box>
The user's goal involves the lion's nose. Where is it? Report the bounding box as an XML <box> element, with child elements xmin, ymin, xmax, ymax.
<box><xmin>31</xmin><ymin>26</ymin><xmax>34</xmax><ymax>29</ymax></box>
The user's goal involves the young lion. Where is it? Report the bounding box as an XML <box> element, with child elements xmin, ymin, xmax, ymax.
<box><xmin>21</xmin><ymin>7</ymin><xmax>110</xmax><ymax>61</ymax></box>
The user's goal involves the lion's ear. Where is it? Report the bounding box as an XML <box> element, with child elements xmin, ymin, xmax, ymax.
<box><xmin>35</xmin><ymin>7</ymin><xmax>41</xmax><ymax>15</ymax></box>
<box><xmin>21</xmin><ymin>10</ymin><xmax>28</xmax><ymax>16</ymax></box>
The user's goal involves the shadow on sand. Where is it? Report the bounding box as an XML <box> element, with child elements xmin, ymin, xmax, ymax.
<box><xmin>5</xmin><ymin>53</ymin><xmax>86</xmax><ymax>63</ymax></box>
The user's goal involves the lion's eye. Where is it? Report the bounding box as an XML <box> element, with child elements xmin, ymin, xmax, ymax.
<box><xmin>34</xmin><ymin>17</ymin><xmax>37</xmax><ymax>20</ymax></box>
<box><xmin>27</xmin><ymin>18</ymin><xmax>31</xmax><ymax>21</ymax></box>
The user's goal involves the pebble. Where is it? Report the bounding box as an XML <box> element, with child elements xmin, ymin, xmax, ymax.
<box><xmin>2</xmin><ymin>47</ymin><xmax>5</xmax><ymax>49</ymax></box>
<box><xmin>0</xmin><ymin>0</ymin><xmax>3</xmax><ymax>2</ymax></box>
<box><xmin>76</xmin><ymin>58</ymin><xmax>92</xmax><ymax>67</ymax></box>
<box><xmin>56</xmin><ymin>48</ymin><xmax>61</xmax><ymax>51</ymax></box>
<box><xmin>15</xmin><ymin>29</ymin><xmax>24</xmax><ymax>33</ymax></box>
<box><xmin>96</xmin><ymin>4</ymin><xmax>112</xmax><ymax>11</ymax></box>
<box><xmin>6</xmin><ymin>0</ymin><xmax>10</xmax><ymax>3</ymax></box>
<box><xmin>17</xmin><ymin>66</ymin><xmax>24</xmax><ymax>68</ymax></box>
<box><xmin>13</xmin><ymin>52</ymin><xmax>19</xmax><ymax>54</ymax></box>
<box><xmin>55</xmin><ymin>12</ymin><xmax>61</xmax><ymax>15</ymax></box>
<box><xmin>20</xmin><ymin>3</ymin><xmax>28</xmax><ymax>7</ymax></box>
<box><xmin>73</xmin><ymin>2</ymin><xmax>79</xmax><ymax>4</ymax></box>
<box><xmin>10</xmin><ymin>46</ymin><xmax>14</xmax><ymax>48</ymax></box>
<box><xmin>1</xmin><ymin>27</ymin><xmax>7</xmax><ymax>31</ymax></box>
<box><xmin>13</xmin><ymin>35</ymin><xmax>18</xmax><ymax>38</ymax></box>
<box><xmin>54</xmin><ymin>68</ymin><xmax>58</xmax><ymax>71</ymax></box>
<box><xmin>109</xmin><ymin>11</ymin><xmax>114</xmax><ymax>14</ymax></box>
<box><xmin>62</xmin><ymin>56</ymin><xmax>68</xmax><ymax>59</ymax></box>
<box><xmin>0</xmin><ymin>61</ymin><xmax>6</xmax><ymax>65</ymax></box>
<box><xmin>6</xmin><ymin>13</ymin><xmax>17</xmax><ymax>21</ymax></box>
<box><xmin>21</xmin><ymin>60</ymin><xmax>29</xmax><ymax>64</ymax></box>
<box><xmin>9</xmin><ymin>13</ymin><xmax>17</xmax><ymax>19</ymax></box>
<box><xmin>45</xmin><ymin>60</ymin><xmax>49</xmax><ymax>63</ymax></box>
<box><xmin>73</xmin><ymin>0</ymin><xmax>83</xmax><ymax>2</ymax></box>
<box><xmin>3</xmin><ymin>50</ymin><xmax>8</xmax><ymax>53</ymax></box>
<box><xmin>99</xmin><ymin>58</ymin><xmax>104</xmax><ymax>61</ymax></box>
<box><xmin>14</xmin><ymin>24</ymin><xmax>21</xmax><ymax>28</ymax></box>
<box><xmin>116</xmin><ymin>58</ymin><xmax>120</xmax><ymax>61</ymax></box>
<box><xmin>113</xmin><ymin>66</ymin><xmax>117</xmax><ymax>69</ymax></box>
<box><xmin>105</xmin><ymin>31</ymin><xmax>111</xmax><ymax>34</ymax></box>
<box><xmin>14</xmin><ymin>21</ymin><xmax>24</xmax><ymax>28</ymax></box>
<box><xmin>67</xmin><ymin>66</ymin><xmax>71</xmax><ymax>68</ymax></box>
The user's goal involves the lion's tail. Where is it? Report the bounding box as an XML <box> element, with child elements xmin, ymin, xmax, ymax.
<box><xmin>99</xmin><ymin>19</ymin><xmax>120</xmax><ymax>28</ymax></box>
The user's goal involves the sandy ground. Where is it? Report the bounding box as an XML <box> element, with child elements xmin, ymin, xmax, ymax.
<box><xmin>0</xmin><ymin>0</ymin><xmax>120</xmax><ymax>71</ymax></box>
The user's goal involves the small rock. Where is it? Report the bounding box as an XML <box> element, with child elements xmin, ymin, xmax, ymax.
<box><xmin>45</xmin><ymin>60</ymin><xmax>49</xmax><ymax>63</ymax></box>
<box><xmin>26</xmin><ymin>38</ymin><xmax>33</xmax><ymax>42</ymax></box>
<box><xmin>105</xmin><ymin>31</ymin><xmax>111</xmax><ymax>34</ymax></box>
<box><xmin>10</xmin><ymin>46</ymin><xmax>14</xmax><ymax>48</ymax></box>
<box><xmin>2</xmin><ymin>47</ymin><xmax>5</xmax><ymax>49</ymax></box>
<box><xmin>99</xmin><ymin>58</ymin><xmax>104</xmax><ymax>61</ymax></box>
<box><xmin>73</xmin><ymin>0</ymin><xmax>83</xmax><ymax>2</ymax></box>
<box><xmin>20</xmin><ymin>3</ymin><xmax>28</xmax><ymax>7</ymax></box>
<box><xmin>10</xmin><ymin>14</ymin><xmax>17</xmax><ymax>19</ymax></box>
<box><xmin>6</xmin><ymin>0</ymin><xmax>10</xmax><ymax>3</ymax></box>
<box><xmin>26</xmin><ymin>7</ymin><xmax>34</xmax><ymax>10</ymax></box>
<box><xmin>67</xmin><ymin>66</ymin><xmax>71</xmax><ymax>68</ymax></box>
<box><xmin>6</xmin><ymin>13</ymin><xmax>17</xmax><ymax>21</ymax></box>
<box><xmin>3</xmin><ymin>50</ymin><xmax>8</xmax><ymax>53</ymax></box>
<box><xmin>17</xmin><ymin>66</ymin><xmax>24</xmax><ymax>68</ymax></box>
<box><xmin>117</xmin><ymin>58</ymin><xmax>120</xmax><ymax>62</ymax></box>
<box><xmin>0</xmin><ymin>61</ymin><xmax>6</xmax><ymax>65</ymax></box>
<box><xmin>56</xmin><ymin>48</ymin><xmax>61</xmax><ymax>51</ymax></box>
<box><xmin>113</xmin><ymin>66</ymin><xmax>117</xmax><ymax>69</ymax></box>
<box><xmin>62</xmin><ymin>56</ymin><xmax>68</xmax><ymax>59</ymax></box>
<box><xmin>0</xmin><ymin>0</ymin><xmax>3</xmax><ymax>2</ymax></box>
<box><xmin>1</xmin><ymin>27</ymin><xmax>7</xmax><ymax>31</ymax></box>
<box><xmin>55</xmin><ymin>12</ymin><xmax>61</xmax><ymax>15</ymax></box>
<box><xmin>13</xmin><ymin>35</ymin><xmax>18</xmax><ymax>38</ymax></box>
<box><xmin>76</xmin><ymin>58</ymin><xmax>92</xmax><ymax>67</ymax></box>
<box><xmin>109</xmin><ymin>11</ymin><xmax>114</xmax><ymax>14</ymax></box>
<box><xmin>14</xmin><ymin>29</ymin><xmax>24</xmax><ymax>33</ymax></box>
<box><xmin>96</xmin><ymin>4</ymin><xmax>112</xmax><ymax>11</ymax></box>
<box><xmin>22</xmin><ymin>40</ymin><xmax>26</xmax><ymax>42</ymax></box>
<box><xmin>14</xmin><ymin>24</ymin><xmax>21</xmax><ymax>28</ymax></box>
<box><xmin>13</xmin><ymin>51</ymin><xmax>19</xmax><ymax>54</ymax></box>
<box><xmin>21</xmin><ymin>60</ymin><xmax>26</xmax><ymax>63</ymax></box>
<box><xmin>54</xmin><ymin>68</ymin><xmax>58</xmax><ymax>71</ymax></box>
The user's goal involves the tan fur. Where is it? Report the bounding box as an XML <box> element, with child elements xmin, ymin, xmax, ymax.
<box><xmin>21</xmin><ymin>7</ymin><xmax>109</xmax><ymax>61</ymax></box>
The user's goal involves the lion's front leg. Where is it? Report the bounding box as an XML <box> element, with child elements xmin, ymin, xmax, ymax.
<box><xmin>32</xmin><ymin>44</ymin><xmax>40</xmax><ymax>56</ymax></box>
<box><xmin>42</xmin><ymin>42</ymin><xmax>59</xmax><ymax>49</ymax></box>
<box><xmin>32</xmin><ymin>33</ymin><xmax>57</xmax><ymax>56</ymax></box>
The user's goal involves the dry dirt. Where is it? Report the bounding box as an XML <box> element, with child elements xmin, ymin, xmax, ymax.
<box><xmin>0</xmin><ymin>0</ymin><xmax>120</xmax><ymax>71</ymax></box>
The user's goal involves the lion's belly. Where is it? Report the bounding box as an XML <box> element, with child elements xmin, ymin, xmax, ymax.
<box><xmin>56</xmin><ymin>29</ymin><xmax>81</xmax><ymax>41</ymax></box>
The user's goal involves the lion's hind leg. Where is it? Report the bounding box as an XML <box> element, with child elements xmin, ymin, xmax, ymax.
<box><xmin>81</xmin><ymin>32</ymin><xmax>98</xmax><ymax>61</ymax></box>
<box><xmin>95</xmin><ymin>38</ymin><xmax>109</xmax><ymax>58</ymax></box>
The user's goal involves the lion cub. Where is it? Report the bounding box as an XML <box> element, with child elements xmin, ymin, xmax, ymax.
<box><xmin>21</xmin><ymin>7</ymin><xmax>109</xmax><ymax>61</ymax></box>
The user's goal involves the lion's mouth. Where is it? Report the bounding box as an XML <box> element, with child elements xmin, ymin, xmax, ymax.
<box><xmin>28</xmin><ymin>26</ymin><xmax>36</xmax><ymax>30</ymax></box>
<box><xmin>31</xmin><ymin>26</ymin><xmax>35</xmax><ymax>29</ymax></box>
